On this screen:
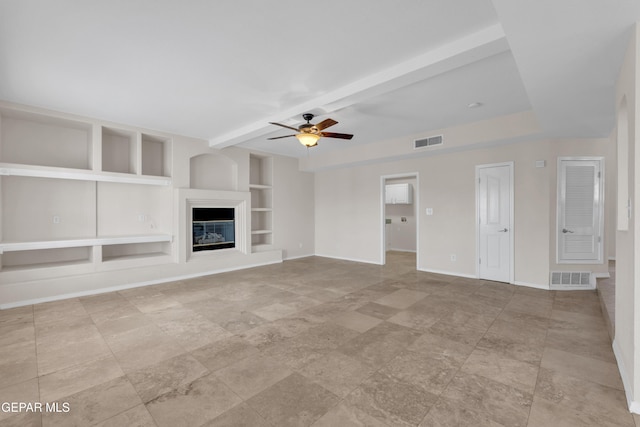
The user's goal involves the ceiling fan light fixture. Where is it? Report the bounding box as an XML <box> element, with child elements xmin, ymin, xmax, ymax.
<box><xmin>296</xmin><ymin>133</ymin><xmax>320</xmax><ymax>147</ymax></box>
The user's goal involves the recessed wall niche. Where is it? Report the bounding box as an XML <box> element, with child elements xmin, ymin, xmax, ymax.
<box><xmin>190</xmin><ymin>153</ymin><xmax>238</xmax><ymax>191</ymax></box>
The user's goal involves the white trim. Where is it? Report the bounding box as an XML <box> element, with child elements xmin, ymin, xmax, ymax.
<box><xmin>475</xmin><ymin>161</ymin><xmax>515</xmax><ymax>283</ymax></box>
<box><xmin>314</xmin><ymin>253</ymin><xmax>382</xmax><ymax>265</ymax></box>
<box><xmin>512</xmin><ymin>280</ymin><xmax>550</xmax><ymax>290</ymax></box>
<box><xmin>556</xmin><ymin>157</ymin><xmax>605</xmax><ymax>264</ymax></box>
<box><xmin>0</xmin><ymin>234</ymin><xmax>173</xmax><ymax>253</ymax></box>
<box><xmin>0</xmin><ymin>162</ymin><xmax>171</xmax><ymax>186</ymax></box>
<box><xmin>593</xmin><ymin>272</ymin><xmax>611</xmax><ymax>279</ymax></box>
<box><xmin>387</xmin><ymin>248</ymin><xmax>417</xmax><ymax>253</ymax></box>
<box><xmin>613</xmin><ymin>339</ymin><xmax>640</xmax><ymax>413</ymax></box>
<box><xmin>608</xmin><ymin>256</ymin><xmax>617</xmax><ymax>261</ymax></box>
<box><xmin>283</xmin><ymin>253</ymin><xmax>314</xmax><ymax>261</ymax></box>
<box><xmin>380</xmin><ymin>172</ymin><xmax>419</xmax><ymax>268</ymax></box>
<box><xmin>0</xmin><ymin>259</ymin><xmax>282</xmax><ymax>310</ymax></box>
<box><xmin>417</xmin><ymin>267</ymin><xmax>477</xmax><ymax>279</ymax></box>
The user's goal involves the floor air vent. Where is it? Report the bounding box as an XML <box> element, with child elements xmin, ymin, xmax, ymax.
<box><xmin>414</xmin><ymin>135</ymin><xmax>443</xmax><ymax>149</ymax></box>
<box><xmin>550</xmin><ymin>271</ymin><xmax>594</xmax><ymax>290</ymax></box>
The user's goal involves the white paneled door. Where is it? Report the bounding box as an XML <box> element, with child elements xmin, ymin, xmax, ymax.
<box><xmin>557</xmin><ymin>158</ymin><xmax>604</xmax><ymax>263</ymax></box>
<box><xmin>478</xmin><ymin>164</ymin><xmax>512</xmax><ymax>283</ymax></box>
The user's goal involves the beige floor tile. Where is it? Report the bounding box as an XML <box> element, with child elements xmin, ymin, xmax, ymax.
<box><xmin>33</xmin><ymin>299</ymin><xmax>87</xmax><ymax>325</ymax></box>
<box><xmin>545</xmin><ymin>318</ymin><xmax>615</xmax><ymax>363</ymax></box>
<box><xmin>386</xmin><ymin>308</ymin><xmax>443</xmax><ymax>330</ymax></box>
<box><xmin>419</xmin><ymin>397</ymin><xmax>507</xmax><ymax>427</ymax></box>
<box><xmin>382</xmin><ymin>349</ymin><xmax>461</xmax><ymax>396</ymax></box>
<box><xmin>127</xmin><ymin>353</ymin><xmax>209</xmax><ymax>403</ymax></box>
<box><xmin>528</xmin><ymin>395</ymin><xmax>631</xmax><ymax>427</ymax></box>
<box><xmin>428</xmin><ymin>320</ymin><xmax>487</xmax><ymax>347</ymax></box>
<box><xmin>374</xmin><ymin>289</ymin><xmax>428</xmax><ymax>309</ymax></box>
<box><xmin>247</xmin><ymin>373</ymin><xmax>340</xmax><ymax>427</ymax></box>
<box><xmin>460</xmin><ymin>347</ymin><xmax>539</xmax><ymax>394</ymax></box>
<box><xmin>42</xmin><ymin>376</ymin><xmax>141</xmax><ymax>427</ymax></box>
<box><xmin>535</xmin><ymin>367</ymin><xmax>633</xmax><ymax>426</ymax></box>
<box><xmin>346</xmin><ymin>371</ymin><xmax>437</xmax><ymax>427</ymax></box>
<box><xmin>79</xmin><ymin>292</ymin><xmax>131</xmax><ymax>315</ymax></box>
<box><xmin>441</xmin><ymin>372</ymin><xmax>532</xmax><ymax>427</ymax></box>
<box><xmin>37</xmin><ymin>335</ymin><xmax>112</xmax><ymax>376</ymax></box>
<box><xmin>145</xmin><ymin>373</ymin><xmax>241</xmax><ymax>427</ymax></box>
<box><xmin>215</xmin><ymin>354</ymin><xmax>292</xmax><ymax>399</ymax></box>
<box><xmin>39</xmin><ymin>355</ymin><xmax>124</xmax><ymax>402</ymax></box>
<box><xmin>190</xmin><ymin>336</ymin><xmax>259</xmax><ymax>372</ymax></box>
<box><xmin>329</xmin><ymin>310</ymin><xmax>382</xmax><ymax>333</ymax></box>
<box><xmin>355</xmin><ymin>302</ymin><xmax>401</xmax><ymax>320</ymax></box>
<box><xmin>476</xmin><ymin>330</ymin><xmax>545</xmax><ymax>365</ymax></box>
<box><xmin>541</xmin><ymin>347</ymin><xmax>624</xmax><ymax>390</ymax></box>
<box><xmin>407</xmin><ymin>332</ymin><xmax>475</xmax><ymax>365</ymax></box>
<box><xmin>504</xmin><ymin>294</ymin><xmax>554</xmax><ymax>318</ymax></box>
<box><xmin>148</xmin><ymin>307</ymin><xmax>234</xmax><ymax>351</ymax></box>
<box><xmin>93</xmin><ymin>404</ymin><xmax>157</xmax><ymax>427</ymax></box>
<box><xmin>201</xmin><ymin>402</ymin><xmax>269</xmax><ymax>427</ymax></box>
<box><xmin>104</xmin><ymin>324</ymin><xmax>186</xmax><ymax>373</ymax></box>
<box><xmin>0</xmin><ymin>378</ymin><xmax>40</xmax><ymax>423</ymax></box>
<box><xmin>0</xmin><ymin>323</ymin><xmax>34</xmax><ymax>347</ymax></box>
<box><xmin>123</xmin><ymin>291</ymin><xmax>181</xmax><ymax>314</ymax></box>
<box><xmin>0</xmin><ymin>341</ymin><xmax>38</xmax><ymax>388</ymax></box>
<box><xmin>299</xmin><ymin>350</ymin><xmax>375</xmax><ymax>398</ymax></box>
<box><xmin>312</xmin><ymin>401</ymin><xmax>389</xmax><ymax>427</ymax></box>
<box><xmin>0</xmin><ymin>305</ymin><xmax>33</xmax><ymax>327</ymax></box>
<box><xmin>251</xmin><ymin>302</ymin><xmax>301</xmax><ymax>321</ymax></box>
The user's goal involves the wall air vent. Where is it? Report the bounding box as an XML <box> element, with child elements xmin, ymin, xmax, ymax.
<box><xmin>414</xmin><ymin>135</ymin><xmax>443</xmax><ymax>149</ymax></box>
<box><xmin>550</xmin><ymin>271</ymin><xmax>594</xmax><ymax>290</ymax></box>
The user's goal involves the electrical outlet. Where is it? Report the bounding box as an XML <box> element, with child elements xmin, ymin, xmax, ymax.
<box><xmin>138</xmin><ymin>214</ymin><xmax>147</xmax><ymax>222</ymax></box>
<box><xmin>450</xmin><ymin>254</ymin><xmax>456</xmax><ymax>262</ymax></box>
<box><xmin>299</xmin><ymin>243</ymin><xmax>303</xmax><ymax>249</ymax></box>
<box><xmin>52</xmin><ymin>215</ymin><xmax>60</xmax><ymax>224</ymax></box>
<box><xmin>426</xmin><ymin>208</ymin><xmax>433</xmax><ymax>215</ymax></box>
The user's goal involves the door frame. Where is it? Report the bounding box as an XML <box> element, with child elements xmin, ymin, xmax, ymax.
<box><xmin>475</xmin><ymin>162</ymin><xmax>514</xmax><ymax>283</ymax></box>
<box><xmin>380</xmin><ymin>172</ymin><xmax>419</xmax><ymax>267</ymax></box>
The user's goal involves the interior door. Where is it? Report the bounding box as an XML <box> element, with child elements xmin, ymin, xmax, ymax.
<box><xmin>478</xmin><ymin>164</ymin><xmax>512</xmax><ymax>282</ymax></box>
<box><xmin>557</xmin><ymin>158</ymin><xmax>603</xmax><ymax>263</ymax></box>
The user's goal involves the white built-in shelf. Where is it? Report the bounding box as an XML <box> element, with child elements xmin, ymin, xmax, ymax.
<box><xmin>251</xmin><ymin>208</ymin><xmax>272</xmax><ymax>212</ymax></box>
<box><xmin>251</xmin><ymin>230</ymin><xmax>272</xmax><ymax>235</ymax></box>
<box><xmin>0</xmin><ymin>163</ymin><xmax>172</xmax><ymax>186</ymax></box>
<box><xmin>251</xmin><ymin>244</ymin><xmax>274</xmax><ymax>252</ymax></box>
<box><xmin>249</xmin><ymin>184</ymin><xmax>272</xmax><ymax>190</ymax></box>
<box><xmin>0</xmin><ymin>234</ymin><xmax>173</xmax><ymax>253</ymax></box>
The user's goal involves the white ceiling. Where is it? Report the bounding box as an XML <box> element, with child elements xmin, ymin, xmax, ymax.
<box><xmin>0</xmin><ymin>0</ymin><xmax>639</xmax><ymax>158</ymax></box>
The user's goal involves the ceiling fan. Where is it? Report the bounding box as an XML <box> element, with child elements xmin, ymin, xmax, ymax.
<box><xmin>268</xmin><ymin>113</ymin><xmax>353</xmax><ymax>147</ymax></box>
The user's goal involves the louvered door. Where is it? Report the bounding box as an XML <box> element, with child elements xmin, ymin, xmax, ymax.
<box><xmin>557</xmin><ymin>158</ymin><xmax>604</xmax><ymax>263</ymax></box>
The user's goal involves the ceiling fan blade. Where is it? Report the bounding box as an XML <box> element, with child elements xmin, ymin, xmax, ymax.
<box><xmin>320</xmin><ymin>132</ymin><xmax>354</xmax><ymax>140</ymax></box>
<box><xmin>269</xmin><ymin>122</ymin><xmax>299</xmax><ymax>132</ymax></box>
<box><xmin>315</xmin><ymin>118</ymin><xmax>338</xmax><ymax>131</ymax></box>
<box><xmin>267</xmin><ymin>134</ymin><xmax>296</xmax><ymax>140</ymax></box>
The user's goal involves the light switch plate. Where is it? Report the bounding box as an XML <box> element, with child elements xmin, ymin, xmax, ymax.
<box><xmin>426</xmin><ymin>208</ymin><xmax>433</xmax><ymax>215</ymax></box>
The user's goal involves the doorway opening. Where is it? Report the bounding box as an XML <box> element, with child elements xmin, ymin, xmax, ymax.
<box><xmin>381</xmin><ymin>173</ymin><xmax>419</xmax><ymax>268</ymax></box>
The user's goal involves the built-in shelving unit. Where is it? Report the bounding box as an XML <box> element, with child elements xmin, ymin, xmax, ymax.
<box><xmin>249</xmin><ymin>154</ymin><xmax>273</xmax><ymax>250</ymax></box>
<box><xmin>0</xmin><ymin>104</ymin><xmax>174</xmax><ymax>277</ymax></box>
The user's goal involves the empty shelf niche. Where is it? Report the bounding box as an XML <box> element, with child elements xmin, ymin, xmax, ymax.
<box><xmin>102</xmin><ymin>127</ymin><xmax>136</xmax><ymax>174</ymax></box>
<box><xmin>0</xmin><ymin>109</ymin><xmax>92</xmax><ymax>170</ymax></box>
<box><xmin>102</xmin><ymin>241</ymin><xmax>171</xmax><ymax>262</ymax></box>
<box><xmin>1</xmin><ymin>246</ymin><xmax>92</xmax><ymax>271</ymax></box>
<box><xmin>251</xmin><ymin>233</ymin><xmax>272</xmax><ymax>247</ymax></box>
<box><xmin>141</xmin><ymin>133</ymin><xmax>171</xmax><ymax>177</ymax></box>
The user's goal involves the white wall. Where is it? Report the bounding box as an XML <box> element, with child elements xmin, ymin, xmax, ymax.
<box><xmin>314</xmin><ymin>113</ymin><xmax>615</xmax><ymax>288</ymax></box>
<box><xmin>613</xmin><ymin>24</ymin><xmax>639</xmax><ymax>413</ymax></box>
<box><xmin>272</xmin><ymin>155</ymin><xmax>315</xmax><ymax>260</ymax></box>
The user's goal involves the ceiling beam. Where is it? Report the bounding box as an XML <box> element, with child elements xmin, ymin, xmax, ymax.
<box><xmin>208</xmin><ymin>23</ymin><xmax>509</xmax><ymax>148</ymax></box>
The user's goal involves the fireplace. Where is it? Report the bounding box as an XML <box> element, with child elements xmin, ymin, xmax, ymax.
<box><xmin>192</xmin><ymin>207</ymin><xmax>235</xmax><ymax>252</ymax></box>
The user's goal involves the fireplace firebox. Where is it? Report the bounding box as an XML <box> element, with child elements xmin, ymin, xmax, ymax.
<box><xmin>192</xmin><ymin>208</ymin><xmax>235</xmax><ymax>252</ymax></box>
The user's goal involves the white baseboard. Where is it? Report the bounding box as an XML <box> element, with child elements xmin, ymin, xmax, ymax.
<box><xmin>417</xmin><ymin>268</ymin><xmax>477</xmax><ymax>279</ymax></box>
<box><xmin>387</xmin><ymin>248</ymin><xmax>417</xmax><ymax>253</ymax></box>
<box><xmin>612</xmin><ymin>339</ymin><xmax>640</xmax><ymax>413</ymax></box>
<box><xmin>512</xmin><ymin>280</ymin><xmax>550</xmax><ymax>290</ymax></box>
<box><xmin>594</xmin><ymin>272</ymin><xmax>611</xmax><ymax>279</ymax></box>
<box><xmin>283</xmin><ymin>253</ymin><xmax>315</xmax><ymax>261</ymax></box>
<box><xmin>314</xmin><ymin>253</ymin><xmax>382</xmax><ymax>265</ymax></box>
<box><xmin>0</xmin><ymin>259</ymin><xmax>283</xmax><ymax>310</ymax></box>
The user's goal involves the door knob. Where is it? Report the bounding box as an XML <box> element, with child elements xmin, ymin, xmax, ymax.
<box><xmin>562</xmin><ymin>228</ymin><xmax>574</xmax><ymax>233</ymax></box>
<box><xmin>498</xmin><ymin>228</ymin><xmax>508</xmax><ymax>232</ymax></box>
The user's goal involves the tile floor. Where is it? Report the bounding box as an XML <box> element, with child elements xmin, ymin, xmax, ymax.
<box><xmin>0</xmin><ymin>251</ymin><xmax>638</xmax><ymax>426</ymax></box>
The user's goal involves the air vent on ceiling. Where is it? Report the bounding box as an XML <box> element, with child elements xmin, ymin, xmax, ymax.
<box><xmin>414</xmin><ymin>135</ymin><xmax>443</xmax><ymax>149</ymax></box>
<box><xmin>550</xmin><ymin>271</ymin><xmax>594</xmax><ymax>290</ymax></box>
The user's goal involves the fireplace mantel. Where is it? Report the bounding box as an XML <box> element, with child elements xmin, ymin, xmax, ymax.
<box><xmin>177</xmin><ymin>188</ymin><xmax>250</xmax><ymax>262</ymax></box>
